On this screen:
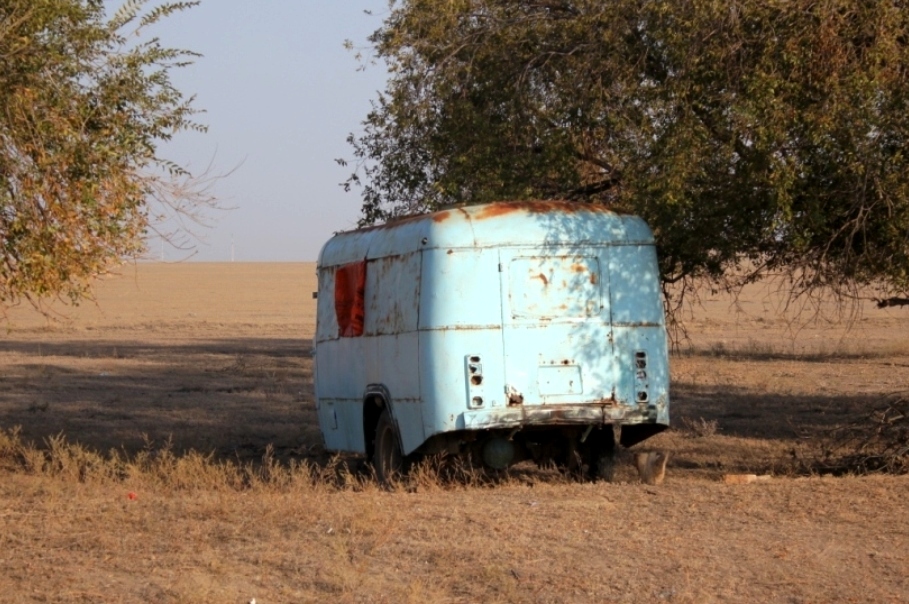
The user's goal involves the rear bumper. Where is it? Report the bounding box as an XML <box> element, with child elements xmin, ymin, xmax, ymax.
<box><xmin>462</xmin><ymin>397</ymin><xmax>668</xmax><ymax>431</ymax></box>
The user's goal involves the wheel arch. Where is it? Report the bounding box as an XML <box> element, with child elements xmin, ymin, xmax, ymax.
<box><xmin>363</xmin><ymin>384</ymin><xmax>393</xmax><ymax>460</ymax></box>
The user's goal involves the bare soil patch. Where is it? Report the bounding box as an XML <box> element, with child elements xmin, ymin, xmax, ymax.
<box><xmin>1</xmin><ymin>262</ymin><xmax>908</xmax><ymax>602</ymax></box>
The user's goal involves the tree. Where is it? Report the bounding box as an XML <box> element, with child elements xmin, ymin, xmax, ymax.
<box><xmin>0</xmin><ymin>0</ymin><xmax>209</xmax><ymax>308</ymax></box>
<box><xmin>343</xmin><ymin>0</ymin><xmax>909</xmax><ymax>309</ymax></box>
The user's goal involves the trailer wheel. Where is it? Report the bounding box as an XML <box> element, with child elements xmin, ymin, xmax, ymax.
<box><xmin>373</xmin><ymin>409</ymin><xmax>403</xmax><ymax>485</ymax></box>
<box><xmin>589</xmin><ymin>427</ymin><xmax>620</xmax><ymax>482</ymax></box>
<box><xmin>593</xmin><ymin>448</ymin><xmax>617</xmax><ymax>482</ymax></box>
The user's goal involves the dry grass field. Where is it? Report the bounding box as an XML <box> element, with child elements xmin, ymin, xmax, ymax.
<box><xmin>1</xmin><ymin>262</ymin><xmax>908</xmax><ymax>603</ymax></box>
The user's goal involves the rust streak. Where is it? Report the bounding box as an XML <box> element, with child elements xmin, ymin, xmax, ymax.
<box><xmin>474</xmin><ymin>200</ymin><xmax>618</xmax><ymax>220</ymax></box>
<box><xmin>333</xmin><ymin>200</ymin><xmax>621</xmax><ymax>236</ymax></box>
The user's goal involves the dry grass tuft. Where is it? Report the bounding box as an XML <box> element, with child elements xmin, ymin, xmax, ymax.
<box><xmin>0</xmin><ymin>429</ymin><xmax>519</xmax><ymax>495</ymax></box>
<box><xmin>679</xmin><ymin>416</ymin><xmax>719</xmax><ymax>438</ymax></box>
<box><xmin>404</xmin><ymin>454</ymin><xmax>492</xmax><ymax>491</ymax></box>
<box><xmin>796</xmin><ymin>393</ymin><xmax>909</xmax><ymax>476</ymax></box>
<box><xmin>0</xmin><ymin>428</ymin><xmax>338</xmax><ymax>494</ymax></box>
<box><xmin>0</xmin><ymin>427</ymin><xmax>615</xmax><ymax>499</ymax></box>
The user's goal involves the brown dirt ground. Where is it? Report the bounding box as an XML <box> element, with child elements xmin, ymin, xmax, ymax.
<box><xmin>1</xmin><ymin>262</ymin><xmax>908</xmax><ymax>603</ymax></box>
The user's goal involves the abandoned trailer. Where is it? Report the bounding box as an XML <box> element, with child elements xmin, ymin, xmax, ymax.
<box><xmin>313</xmin><ymin>201</ymin><xmax>669</xmax><ymax>481</ymax></box>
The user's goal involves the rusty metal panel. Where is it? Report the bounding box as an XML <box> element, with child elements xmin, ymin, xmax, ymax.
<box><xmin>497</xmin><ymin>247</ymin><xmax>616</xmax><ymax>408</ymax></box>
<box><xmin>507</xmin><ymin>255</ymin><xmax>601</xmax><ymax>319</ymax></box>
<box><xmin>461</xmin><ymin>401</ymin><xmax>659</xmax><ymax>431</ymax></box>
<box><xmin>314</xmin><ymin>266</ymin><xmax>338</xmax><ymax>343</ymax></box>
<box><xmin>316</xmin><ymin>201</ymin><xmax>655</xmax><ymax>269</ymax></box>
<box><xmin>364</xmin><ymin>252</ymin><xmax>421</xmax><ymax>336</ymax></box>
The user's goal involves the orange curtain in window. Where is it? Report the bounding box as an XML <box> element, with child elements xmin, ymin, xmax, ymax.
<box><xmin>334</xmin><ymin>260</ymin><xmax>366</xmax><ymax>337</ymax></box>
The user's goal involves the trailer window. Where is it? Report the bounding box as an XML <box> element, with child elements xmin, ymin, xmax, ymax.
<box><xmin>334</xmin><ymin>260</ymin><xmax>366</xmax><ymax>337</ymax></box>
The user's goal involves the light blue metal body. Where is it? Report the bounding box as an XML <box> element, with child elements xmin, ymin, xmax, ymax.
<box><xmin>314</xmin><ymin>202</ymin><xmax>670</xmax><ymax>457</ymax></box>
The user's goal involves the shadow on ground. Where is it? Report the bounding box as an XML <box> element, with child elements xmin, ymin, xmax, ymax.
<box><xmin>670</xmin><ymin>381</ymin><xmax>882</xmax><ymax>440</ymax></box>
<box><xmin>0</xmin><ymin>338</ymin><xmax>320</xmax><ymax>462</ymax></box>
<box><xmin>0</xmin><ymin>337</ymin><xmax>891</xmax><ymax>477</ymax></box>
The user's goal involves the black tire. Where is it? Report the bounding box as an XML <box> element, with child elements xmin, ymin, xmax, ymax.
<box><xmin>593</xmin><ymin>447</ymin><xmax>617</xmax><ymax>482</ymax></box>
<box><xmin>588</xmin><ymin>426</ymin><xmax>620</xmax><ymax>482</ymax></box>
<box><xmin>373</xmin><ymin>409</ymin><xmax>403</xmax><ymax>485</ymax></box>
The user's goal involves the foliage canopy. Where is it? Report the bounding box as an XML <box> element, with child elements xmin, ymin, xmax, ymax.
<box><xmin>0</xmin><ymin>0</ymin><xmax>206</xmax><ymax>306</ymax></box>
<box><xmin>345</xmin><ymin>0</ymin><xmax>909</xmax><ymax>305</ymax></box>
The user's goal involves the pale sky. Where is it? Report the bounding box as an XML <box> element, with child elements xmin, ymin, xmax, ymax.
<box><xmin>143</xmin><ymin>1</ymin><xmax>391</xmax><ymax>262</ymax></box>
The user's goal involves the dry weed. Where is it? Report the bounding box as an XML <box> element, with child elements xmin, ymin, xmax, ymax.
<box><xmin>805</xmin><ymin>393</ymin><xmax>909</xmax><ymax>475</ymax></box>
<box><xmin>0</xmin><ymin>427</ymin><xmax>613</xmax><ymax>498</ymax></box>
<box><xmin>405</xmin><ymin>453</ymin><xmax>490</xmax><ymax>491</ymax></box>
<box><xmin>0</xmin><ymin>428</ymin><xmax>331</xmax><ymax>495</ymax></box>
<box><xmin>679</xmin><ymin>416</ymin><xmax>719</xmax><ymax>438</ymax></box>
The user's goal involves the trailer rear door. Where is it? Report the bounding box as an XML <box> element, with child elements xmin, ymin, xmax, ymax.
<box><xmin>498</xmin><ymin>249</ymin><xmax>616</xmax><ymax>406</ymax></box>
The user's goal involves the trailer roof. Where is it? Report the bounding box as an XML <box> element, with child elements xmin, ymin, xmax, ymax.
<box><xmin>318</xmin><ymin>201</ymin><xmax>655</xmax><ymax>266</ymax></box>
